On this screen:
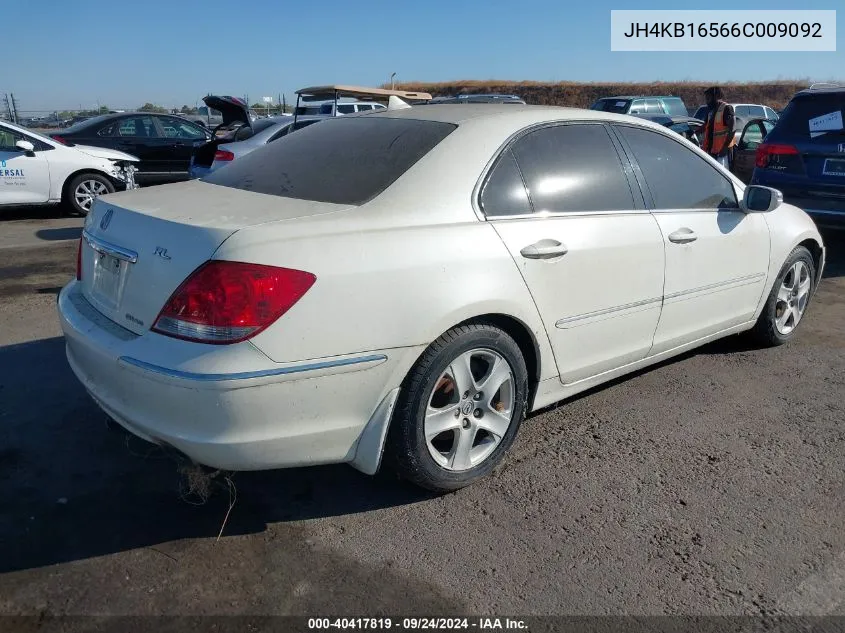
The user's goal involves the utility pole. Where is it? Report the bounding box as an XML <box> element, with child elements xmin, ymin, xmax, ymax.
<box><xmin>10</xmin><ymin>93</ymin><xmax>19</xmax><ymax>123</ymax></box>
<box><xmin>2</xmin><ymin>94</ymin><xmax>11</xmax><ymax>122</ymax></box>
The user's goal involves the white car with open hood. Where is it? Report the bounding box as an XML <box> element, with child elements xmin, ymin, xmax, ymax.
<box><xmin>0</xmin><ymin>119</ymin><xmax>138</xmax><ymax>215</ymax></box>
<box><xmin>58</xmin><ymin>105</ymin><xmax>825</xmax><ymax>491</ymax></box>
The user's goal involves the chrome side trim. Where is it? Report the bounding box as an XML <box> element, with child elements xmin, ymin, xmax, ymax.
<box><xmin>82</xmin><ymin>230</ymin><xmax>139</xmax><ymax>263</ymax></box>
<box><xmin>555</xmin><ymin>273</ymin><xmax>766</xmax><ymax>329</ymax></box>
<box><xmin>118</xmin><ymin>354</ymin><xmax>387</xmax><ymax>382</ymax></box>
<box><xmin>803</xmin><ymin>208</ymin><xmax>845</xmax><ymax>217</ymax></box>
<box><xmin>664</xmin><ymin>272</ymin><xmax>765</xmax><ymax>302</ymax></box>
<box><xmin>556</xmin><ymin>297</ymin><xmax>662</xmax><ymax>329</ymax></box>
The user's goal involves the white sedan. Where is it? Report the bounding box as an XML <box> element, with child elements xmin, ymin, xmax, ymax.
<box><xmin>57</xmin><ymin>106</ymin><xmax>825</xmax><ymax>491</ymax></box>
<box><xmin>0</xmin><ymin>120</ymin><xmax>138</xmax><ymax>215</ymax></box>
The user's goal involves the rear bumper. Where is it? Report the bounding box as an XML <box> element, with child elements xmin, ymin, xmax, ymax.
<box><xmin>752</xmin><ymin>171</ymin><xmax>845</xmax><ymax>227</ymax></box>
<box><xmin>57</xmin><ymin>281</ymin><xmax>409</xmax><ymax>471</ymax></box>
<box><xmin>188</xmin><ymin>164</ymin><xmax>214</xmax><ymax>180</ymax></box>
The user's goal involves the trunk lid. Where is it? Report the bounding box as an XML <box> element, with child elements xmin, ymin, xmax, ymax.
<box><xmin>203</xmin><ymin>96</ymin><xmax>251</xmax><ymax>126</ymax></box>
<box><xmin>79</xmin><ymin>181</ymin><xmax>353</xmax><ymax>335</ymax></box>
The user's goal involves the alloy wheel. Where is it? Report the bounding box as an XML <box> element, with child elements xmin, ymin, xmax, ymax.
<box><xmin>775</xmin><ymin>260</ymin><xmax>811</xmax><ymax>335</ymax></box>
<box><xmin>74</xmin><ymin>179</ymin><xmax>109</xmax><ymax>212</ymax></box>
<box><xmin>424</xmin><ymin>348</ymin><xmax>515</xmax><ymax>472</ymax></box>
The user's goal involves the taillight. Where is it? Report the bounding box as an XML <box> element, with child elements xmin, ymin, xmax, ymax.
<box><xmin>755</xmin><ymin>143</ymin><xmax>799</xmax><ymax>168</ymax></box>
<box><xmin>214</xmin><ymin>150</ymin><xmax>235</xmax><ymax>162</ymax></box>
<box><xmin>151</xmin><ymin>261</ymin><xmax>316</xmax><ymax>344</ymax></box>
<box><xmin>76</xmin><ymin>238</ymin><xmax>82</xmax><ymax>280</ymax></box>
<box><xmin>51</xmin><ymin>135</ymin><xmax>68</xmax><ymax>145</ymax></box>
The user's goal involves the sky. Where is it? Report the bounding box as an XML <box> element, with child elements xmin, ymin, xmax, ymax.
<box><xmin>3</xmin><ymin>0</ymin><xmax>843</xmax><ymax>113</ymax></box>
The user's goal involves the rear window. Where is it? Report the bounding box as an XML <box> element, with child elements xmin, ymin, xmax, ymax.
<box><xmin>591</xmin><ymin>99</ymin><xmax>631</xmax><ymax>113</ymax></box>
<box><xmin>662</xmin><ymin>98</ymin><xmax>688</xmax><ymax>117</ymax></box>
<box><xmin>779</xmin><ymin>93</ymin><xmax>845</xmax><ymax>135</ymax></box>
<box><xmin>204</xmin><ymin>116</ymin><xmax>457</xmax><ymax>205</ymax></box>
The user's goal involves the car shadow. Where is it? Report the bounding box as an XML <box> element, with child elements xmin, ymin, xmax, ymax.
<box><xmin>34</xmin><ymin>227</ymin><xmax>82</xmax><ymax>241</ymax></box>
<box><xmin>820</xmin><ymin>228</ymin><xmax>844</xmax><ymax>279</ymax></box>
<box><xmin>0</xmin><ymin>337</ymin><xmax>434</xmax><ymax>574</ymax></box>
<box><xmin>0</xmin><ymin>204</ymin><xmax>70</xmax><ymax>221</ymax></box>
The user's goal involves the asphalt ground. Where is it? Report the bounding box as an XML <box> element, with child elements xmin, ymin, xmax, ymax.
<box><xmin>0</xmin><ymin>209</ymin><xmax>843</xmax><ymax>626</ymax></box>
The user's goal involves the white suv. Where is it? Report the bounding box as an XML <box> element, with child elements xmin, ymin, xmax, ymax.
<box><xmin>319</xmin><ymin>101</ymin><xmax>386</xmax><ymax>115</ymax></box>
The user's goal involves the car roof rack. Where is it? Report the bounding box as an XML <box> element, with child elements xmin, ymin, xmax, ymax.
<box><xmin>808</xmin><ymin>82</ymin><xmax>844</xmax><ymax>90</ymax></box>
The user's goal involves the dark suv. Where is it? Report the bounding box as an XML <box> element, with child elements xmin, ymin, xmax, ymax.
<box><xmin>752</xmin><ymin>85</ymin><xmax>845</xmax><ymax>227</ymax></box>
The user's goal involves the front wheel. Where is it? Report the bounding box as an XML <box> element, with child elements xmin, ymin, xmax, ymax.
<box><xmin>750</xmin><ymin>246</ymin><xmax>816</xmax><ymax>347</ymax></box>
<box><xmin>66</xmin><ymin>173</ymin><xmax>115</xmax><ymax>216</ymax></box>
<box><xmin>384</xmin><ymin>323</ymin><xmax>529</xmax><ymax>492</ymax></box>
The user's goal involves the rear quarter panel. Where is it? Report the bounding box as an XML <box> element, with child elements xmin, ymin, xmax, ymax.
<box><xmin>215</xmin><ymin>214</ymin><xmax>557</xmax><ymax>383</ymax></box>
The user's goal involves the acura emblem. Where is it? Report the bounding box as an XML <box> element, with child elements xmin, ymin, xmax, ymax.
<box><xmin>100</xmin><ymin>209</ymin><xmax>114</xmax><ymax>231</ymax></box>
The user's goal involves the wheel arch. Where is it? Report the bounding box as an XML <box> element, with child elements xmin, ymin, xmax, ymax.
<box><xmin>350</xmin><ymin>312</ymin><xmax>550</xmax><ymax>477</ymax></box>
<box><xmin>61</xmin><ymin>168</ymin><xmax>119</xmax><ymax>202</ymax></box>
<box><xmin>797</xmin><ymin>237</ymin><xmax>824</xmax><ymax>290</ymax></box>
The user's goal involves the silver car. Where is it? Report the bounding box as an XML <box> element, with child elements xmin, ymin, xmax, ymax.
<box><xmin>189</xmin><ymin>115</ymin><xmax>327</xmax><ymax>178</ymax></box>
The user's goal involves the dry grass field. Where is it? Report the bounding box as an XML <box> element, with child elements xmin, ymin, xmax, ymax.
<box><xmin>395</xmin><ymin>80</ymin><xmax>815</xmax><ymax>110</ymax></box>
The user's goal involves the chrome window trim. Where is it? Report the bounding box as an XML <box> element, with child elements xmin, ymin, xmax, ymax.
<box><xmin>118</xmin><ymin>353</ymin><xmax>388</xmax><ymax>382</ymax></box>
<box><xmin>82</xmin><ymin>230</ymin><xmax>139</xmax><ymax>263</ymax></box>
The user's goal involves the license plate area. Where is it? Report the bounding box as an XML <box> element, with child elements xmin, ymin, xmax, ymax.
<box><xmin>822</xmin><ymin>158</ymin><xmax>845</xmax><ymax>176</ymax></box>
<box><xmin>91</xmin><ymin>250</ymin><xmax>127</xmax><ymax>309</ymax></box>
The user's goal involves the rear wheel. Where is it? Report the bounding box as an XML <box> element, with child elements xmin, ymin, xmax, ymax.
<box><xmin>384</xmin><ymin>323</ymin><xmax>529</xmax><ymax>492</ymax></box>
<box><xmin>66</xmin><ymin>173</ymin><xmax>114</xmax><ymax>216</ymax></box>
<box><xmin>750</xmin><ymin>246</ymin><xmax>815</xmax><ymax>347</ymax></box>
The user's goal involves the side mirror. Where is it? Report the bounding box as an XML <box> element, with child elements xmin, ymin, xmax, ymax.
<box><xmin>743</xmin><ymin>185</ymin><xmax>782</xmax><ymax>213</ymax></box>
<box><xmin>16</xmin><ymin>140</ymin><xmax>35</xmax><ymax>154</ymax></box>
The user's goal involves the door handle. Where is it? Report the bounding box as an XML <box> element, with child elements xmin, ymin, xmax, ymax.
<box><xmin>520</xmin><ymin>239</ymin><xmax>568</xmax><ymax>260</ymax></box>
<box><xmin>668</xmin><ymin>228</ymin><xmax>698</xmax><ymax>244</ymax></box>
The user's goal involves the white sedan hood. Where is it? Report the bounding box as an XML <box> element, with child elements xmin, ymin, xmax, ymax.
<box><xmin>73</xmin><ymin>144</ymin><xmax>139</xmax><ymax>162</ymax></box>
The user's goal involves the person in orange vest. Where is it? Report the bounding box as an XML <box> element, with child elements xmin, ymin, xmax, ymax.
<box><xmin>701</xmin><ymin>86</ymin><xmax>736</xmax><ymax>170</ymax></box>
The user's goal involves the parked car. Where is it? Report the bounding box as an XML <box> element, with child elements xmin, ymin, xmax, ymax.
<box><xmin>693</xmin><ymin>103</ymin><xmax>780</xmax><ymax>135</ymax></box>
<box><xmin>49</xmin><ymin>112</ymin><xmax>211</xmax><ymax>185</ymax></box>
<box><xmin>631</xmin><ymin>113</ymin><xmax>704</xmax><ymax>146</ymax></box>
<box><xmin>591</xmin><ymin>96</ymin><xmax>688</xmax><ymax>117</ymax></box>
<box><xmin>751</xmin><ymin>85</ymin><xmax>845</xmax><ymax>228</ymax></box>
<box><xmin>0</xmin><ymin>119</ymin><xmax>138</xmax><ymax>215</ymax></box>
<box><xmin>58</xmin><ymin>105</ymin><xmax>824</xmax><ymax>492</ymax></box>
<box><xmin>429</xmin><ymin>94</ymin><xmax>527</xmax><ymax>105</ymax></box>
<box><xmin>731</xmin><ymin>118</ymin><xmax>777</xmax><ymax>183</ymax></box>
<box><xmin>190</xmin><ymin>115</ymin><xmax>327</xmax><ymax>179</ymax></box>
<box><xmin>319</xmin><ymin>101</ymin><xmax>386</xmax><ymax>115</ymax></box>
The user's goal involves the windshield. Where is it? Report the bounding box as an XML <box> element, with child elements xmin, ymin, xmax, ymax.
<box><xmin>591</xmin><ymin>99</ymin><xmax>631</xmax><ymax>113</ymax></box>
<box><xmin>204</xmin><ymin>116</ymin><xmax>457</xmax><ymax>205</ymax></box>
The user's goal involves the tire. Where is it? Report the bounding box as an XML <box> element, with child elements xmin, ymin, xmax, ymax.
<box><xmin>749</xmin><ymin>246</ymin><xmax>816</xmax><ymax>347</ymax></box>
<box><xmin>65</xmin><ymin>172</ymin><xmax>115</xmax><ymax>216</ymax></box>
<box><xmin>384</xmin><ymin>323</ymin><xmax>529</xmax><ymax>492</ymax></box>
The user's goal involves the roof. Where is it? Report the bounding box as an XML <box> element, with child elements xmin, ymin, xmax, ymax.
<box><xmin>296</xmin><ymin>85</ymin><xmax>433</xmax><ymax>102</ymax></box>
<box><xmin>596</xmin><ymin>95</ymin><xmax>681</xmax><ymax>101</ymax></box>
<box><xmin>794</xmin><ymin>85</ymin><xmax>845</xmax><ymax>97</ymax></box>
<box><xmin>361</xmin><ymin>104</ymin><xmax>676</xmax><ymax>132</ymax></box>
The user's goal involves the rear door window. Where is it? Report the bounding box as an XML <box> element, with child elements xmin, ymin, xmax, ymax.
<box><xmin>337</xmin><ymin>104</ymin><xmax>356</xmax><ymax>114</ymax></box>
<box><xmin>204</xmin><ymin>117</ymin><xmax>456</xmax><ymax>205</ymax></box>
<box><xmin>509</xmin><ymin>123</ymin><xmax>635</xmax><ymax>213</ymax></box>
